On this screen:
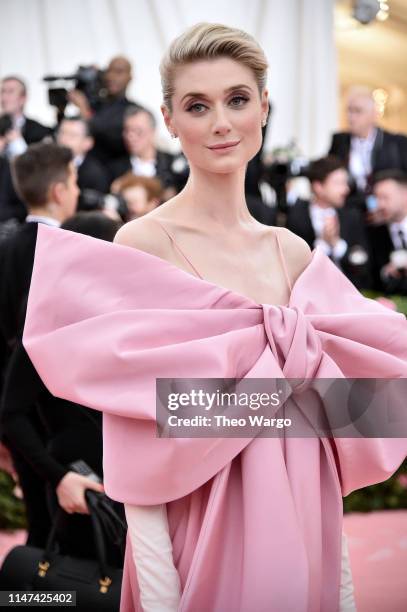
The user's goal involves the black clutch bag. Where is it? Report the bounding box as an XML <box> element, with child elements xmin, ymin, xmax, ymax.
<box><xmin>0</xmin><ymin>490</ymin><xmax>126</xmax><ymax>612</ymax></box>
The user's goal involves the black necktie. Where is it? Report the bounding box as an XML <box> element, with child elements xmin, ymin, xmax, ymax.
<box><xmin>398</xmin><ymin>229</ymin><xmax>407</xmax><ymax>250</ymax></box>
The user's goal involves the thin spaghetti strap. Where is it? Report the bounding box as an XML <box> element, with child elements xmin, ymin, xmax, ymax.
<box><xmin>275</xmin><ymin>230</ymin><xmax>293</xmax><ymax>293</ymax></box>
<box><xmin>155</xmin><ymin>219</ymin><xmax>204</xmax><ymax>280</ymax></box>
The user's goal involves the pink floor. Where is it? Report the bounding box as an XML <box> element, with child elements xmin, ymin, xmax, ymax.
<box><xmin>0</xmin><ymin>511</ymin><xmax>406</xmax><ymax>610</ymax></box>
<box><xmin>344</xmin><ymin>510</ymin><xmax>407</xmax><ymax>612</ymax></box>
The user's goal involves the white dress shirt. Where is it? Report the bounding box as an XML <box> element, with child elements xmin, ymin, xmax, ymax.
<box><xmin>349</xmin><ymin>128</ymin><xmax>377</xmax><ymax>191</ymax></box>
<box><xmin>130</xmin><ymin>156</ymin><xmax>156</xmax><ymax>177</ymax></box>
<box><xmin>309</xmin><ymin>203</ymin><xmax>348</xmax><ymax>260</ymax></box>
<box><xmin>6</xmin><ymin>115</ymin><xmax>28</xmax><ymax>159</ymax></box>
<box><xmin>73</xmin><ymin>155</ymin><xmax>84</xmax><ymax>169</ymax></box>
<box><xmin>389</xmin><ymin>215</ymin><xmax>407</xmax><ymax>250</ymax></box>
<box><xmin>25</xmin><ymin>215</ymin><xmax>60</xmax><ymax>227</ymax></box>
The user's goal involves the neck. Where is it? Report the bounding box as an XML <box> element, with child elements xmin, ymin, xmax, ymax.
<box><xmin>11</xmin><ymin>111</ymin><xmax>24</xmax><ymax>122</ymax></box>
<box><xmin>27</xmin><ymin>204</ymin><xmax>63</xmax><ymax>223</ymax></box>
<box><xmin>133</xmin><ymin>146</ymin><xmax>156</xmax><ymax>162</ymax></box>
<box><xmin>356</xmin><ymin>126</ymin><xmax>376</xmax><ymax>140</ymax></box>
<box><xmin>312</xmin><ymin>197</ymin><xmax>331</xmax><ymax>209</ymax></box>
<box><xmin>393</xmin><ymin>209</ymin><xmax>407</xmax><ymax>224</ymax></box>
<box><xmin>176</xmin><ymin>164</ymin><xmax>252</xmax><ymax>228</ymax></box>
<box><xmin>108</xmin><ymin>91</ymin><xmax>126</xmax><ymax>101</ymax></box>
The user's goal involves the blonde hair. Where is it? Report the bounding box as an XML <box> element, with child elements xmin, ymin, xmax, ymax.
<box><xmin>160</xmin><ymin>22</ymin><xmax>268</xmax><ymax>112</ymax></box>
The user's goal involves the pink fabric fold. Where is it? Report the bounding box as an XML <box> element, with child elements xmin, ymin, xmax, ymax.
<box><xmin>22</xmin><ymin>224</ymin><xmax>407</xmax><ymax>612</ymax></box>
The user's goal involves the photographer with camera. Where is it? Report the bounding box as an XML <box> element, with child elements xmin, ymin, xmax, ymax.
<box><xmin>368</xmin><ymin>170</ymin><xmax>407</xmax><ymax>295</ymax></box>
<box><xmin>67</xmin><ymin>56</ymin><xmax>145</xmax><ymax>165</ymax></box>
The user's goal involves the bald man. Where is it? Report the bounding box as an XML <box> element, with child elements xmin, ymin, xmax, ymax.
<box><xmin>328</xmin><ymin>86</ymin><xmax>407</xmax><ymax>210</ymax></box>
<box><xmin>68</xmin><ymin>55</ymin><xmax>146</xmax><ymax>165</ymax></box>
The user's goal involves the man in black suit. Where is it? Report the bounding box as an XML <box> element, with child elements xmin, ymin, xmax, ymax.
<box><xmin>0</xmin><ymin>142</ymin><xmax>79</xmax><ymax>547</ymax></box>
<box><xmin>328</xmin><ymin>86</ymin><xmax>407</xmax><ymax>210</ymax></box>
<box><xmin>0</xmin><ymin>76</ymin><xmax>52</xmax><ymax>150</ymax></box>
<box><xmin>287</xmin><ymin>156</ymin><xmax>371</xmax><ymax>289</ymax></box>
<box><xmin>368</xmin><ymin>170</ymin><xmax>407</xmax><ymax>294</ymax></box>
<box><xmin>56</xmin><ymin>117</ymin><xmax>110</xmax><ymax>207</ymax></box>
<box><xmin>0</xmin><ymin>154</ymin><xmax>26</xmax><ymax>222</ymax></box>
<box><xmin>109</xmin><ymin>106</ymin><xmax>185</xmax><ymax>199</ymax></box>
<box><xmin>0</xmin><ymin>76</ymin><xmax>52</xmax><ymax>222</ymax></box>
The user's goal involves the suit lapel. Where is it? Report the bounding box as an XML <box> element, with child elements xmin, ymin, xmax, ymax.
<box><xmin>370</xmin><ymin>128</ymin><xmax>383</xmax><ymax>172</ymax></box>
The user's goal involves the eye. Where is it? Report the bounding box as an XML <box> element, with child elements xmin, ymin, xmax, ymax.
<box><xmin>186</xmin><ymin>102</ymin><xmax>207</xmax><ymax>113</ymax></box>
<box><xmin>229</xmin><ymin>95</ymin><xmax>249</xmax><ymax>107</ymax></box>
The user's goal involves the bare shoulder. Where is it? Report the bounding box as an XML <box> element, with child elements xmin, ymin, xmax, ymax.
<box><xmin>273</xmin><ymin>226</ymin><xmax>313</xmax><ymax>283</ymax></box>
<box><xmin>113</xmin><ymin>214</ymin><xmax>169</xmax><ymax>258</ymax></box>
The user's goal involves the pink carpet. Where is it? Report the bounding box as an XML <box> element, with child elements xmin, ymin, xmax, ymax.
<box><xmin>344</xmin><ymin>510</ymin><xmax>407</xmax><ymax>612</ymax></box>
<box><xmin>0</xmin><ymin>512</ymin><xmax>406</xmax><ymax>610</ymax></box>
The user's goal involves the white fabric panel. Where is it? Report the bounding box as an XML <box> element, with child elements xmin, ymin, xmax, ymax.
<box><xmin>297</xmin><ymin>0</ymin><xmax>338</xmax><ymax>157</ymax></box>
<box><xmin>0</xmin><ymin>0</ymin><xmax>337</xmax><ymax>157</ymax></box>
<box><xmin>260</xmin><ymin>0</ymin><xmax>300</xmax><ymax>153</ymax></box>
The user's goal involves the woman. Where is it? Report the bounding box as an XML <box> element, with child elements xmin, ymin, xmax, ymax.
<box><xmin>22</xmin><ymin>23</ymin><xmax>406</xmax><ymax>612</ymax></box>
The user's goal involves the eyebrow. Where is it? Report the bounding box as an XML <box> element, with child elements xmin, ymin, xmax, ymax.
<box><xmin>181</xmin><ymin>84</ymin><xmax>253</xmax><ymax>103</ymax></box>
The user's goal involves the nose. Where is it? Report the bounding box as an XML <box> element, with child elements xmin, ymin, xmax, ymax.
<box><xmin>211</xmin><ymin>103</ymin><xmax>232</xmax><ymax>136</ymax></box>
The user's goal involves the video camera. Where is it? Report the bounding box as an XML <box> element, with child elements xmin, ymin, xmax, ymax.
<box><xmin>0</xmin><ymin>113</ymin><xmax>13</xmax><ymax>138</ymax></box>
<box><xmin>43</xmin><ymin>65</ymin><xmax>106</xmax><ymax>113</ymax></box>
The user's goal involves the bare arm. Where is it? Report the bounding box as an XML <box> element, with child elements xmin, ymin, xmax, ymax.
<box><xmin>275</xmin><ymin>227</ymin><xmax>313</xmax><ymax>288</ymax></box>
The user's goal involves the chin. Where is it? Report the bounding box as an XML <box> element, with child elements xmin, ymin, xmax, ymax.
<box><xmin>203</xmin><ymin>161</ymin><xmax>246</xmax><ymax>175</ymax></box>
<box><xmin>206</xmin><ymin>151</ymin><xmax>258</xmax><ymax>175</ymax></box>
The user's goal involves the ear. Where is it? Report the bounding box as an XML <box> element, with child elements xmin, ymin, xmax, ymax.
<box><xmin>84</xmin><ymin>135</ymin><xmax>94</xmax><ymax>153</ymax></box>
<box><xmin>261</xmin><ymin>89</ymin><xmax>269</xmax><ymax>121</ymax></box>
<box><xmin>161</xmin><ymin>104</ymin><xmax>175</xmax><ymax>137</ymax></box>
<box><xmin>312</xmin><ymin>180</ymin><xmax>322</xmax><ymax>198</ymax></box>
<box><xmin>52</xmin><ymin>180</ymin><xmax>66</xmax><ymax>205</ymax></box>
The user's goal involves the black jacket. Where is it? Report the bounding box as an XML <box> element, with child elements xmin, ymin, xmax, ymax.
<box><xmin>77</xmin><ymin>154</ymin><xmax>110</xmax><ymax>193</ymax></box>
<box><xmin>89</xmin><ymin>97</ymin><xmax>144</xmax><ymax>164</ymax></box>
<box><xmin>329</xmin><ymin>129</ymin><xmax>407</xmax><ymax>174</ymax></box>
<box><xmin>0</xmin><ymin>118</ymin><xmax>52</xmax><ymax>223</ymax></box>
<box><xmin>0</xmin><ymin>156</ymin><xmax>26</xmax><ymax>222</ymax></box>
<box><xmin>286</xmin><ymin>199</ymin><xmax>371</xmax><ymax>289</ymax></box>
<box><xmin>367</xmin><ymin>223</ymin><xmax>407</xmax><ymax>295</ymax></box>
<box><xmin>0</xmin><ymin>220</ymin><xmax>103</xmax><ymax>486</ymax></box>
<box><xmin>21</xmin><ymin>117</ymin><xmax>52</xmax><ymax>145</ymax></box>
<box><xmin>108</xmin><ymin>149</ymin><xmax>184</xmax><ymax>190</ymax></box>
<box><xmin>0</xmin><ymin>221</ymin><xmax>38</xmax><ymax>344</ymax></box>
<box><xmin>328</xmin><ymin>129</ymin><xmax>407</xmax><ymax>208</ymax></box>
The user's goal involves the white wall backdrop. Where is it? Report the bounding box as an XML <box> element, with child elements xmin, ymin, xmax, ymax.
<box><xmin>0</xmin><ymin>0</ymin><xmax>338</xmax><ymax>158</ymax></box>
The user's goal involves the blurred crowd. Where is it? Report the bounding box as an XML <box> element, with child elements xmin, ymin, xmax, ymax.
<box><xmin>0</xmin><ymin>54</ymin><xmax>407</xmax><ymax>571</ymax></box>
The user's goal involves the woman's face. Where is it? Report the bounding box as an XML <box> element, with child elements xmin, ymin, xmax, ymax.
<box><xmin>162</xmin><ymin>57</ymin><xmax>268</xmax><ymax>175</ymax></box>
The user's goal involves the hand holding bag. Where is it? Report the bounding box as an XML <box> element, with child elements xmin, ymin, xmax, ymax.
<box><xmin>0</xmin><ymin>489</ymin><xmax>126</xmax><ymax>611</ymax></box>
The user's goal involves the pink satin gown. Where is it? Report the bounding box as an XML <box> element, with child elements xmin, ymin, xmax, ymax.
<box><xmin>22</xmin><ymin>224</ymin><xmax>407</xmax><ymax>612</ymax></box>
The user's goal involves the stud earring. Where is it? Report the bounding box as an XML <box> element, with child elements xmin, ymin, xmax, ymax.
<box><xmin>261</xmin><ymin>118</ymin><xmax>268</xmax><ymax>128</ymax></box>
<box><xmin>170</xmin><ymin>131</ymin><xmax>177</xmax><ymax>139</ymax></box>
